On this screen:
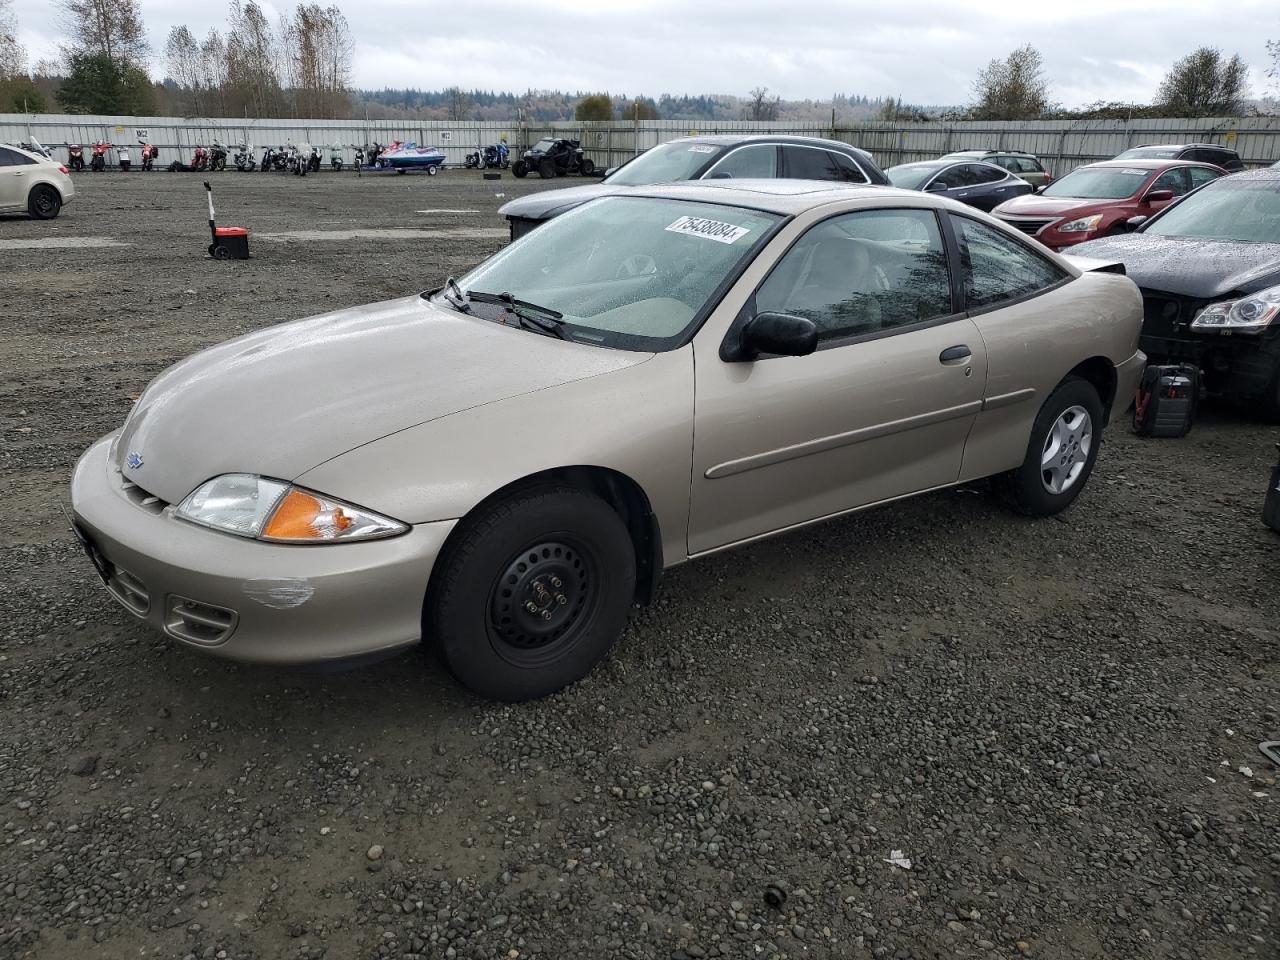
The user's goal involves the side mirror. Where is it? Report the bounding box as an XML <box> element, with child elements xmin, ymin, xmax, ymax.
<box><xmin>925</xmin><ymin>181</ymin><xmax>949</xmax><ymax>193</ymax></box>
<box><xmin>1124</xmin><ymin>215</ymin><xmax>1148</xmax><ymax>231</ymax></box>
<box><xmin>1034</xmin><ymin>184</ymin><xmax>1047</xmax><ymax>194</ymax></box>
<box><xmin>1143</xmin><ymin>189</ymin><xmax>1174</xmax><ymax>204</ymax></box>
<box><xmin>604</xmin><ymin>167</ymin><xmax>616</xmax><ymax>177</ymax></box>
<box><xmin>726</xmin><ymin>312</ymin><xmax>818</xmax><ymax>361</ymax></box>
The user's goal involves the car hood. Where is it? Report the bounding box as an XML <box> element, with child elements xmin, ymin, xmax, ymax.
<box><xmin>995</xmin><ymin>194</ymin><xmax>1121</xmax><ymax>218</ymax></box>
<box><xmin>115</xmin><ymin>294</ymin><xmax>649</xmax><ymax>505</ymax></box>
<box><xmin>1068</xmin><ymin>234</ymin><xmax>1280</xmax><ymax>298</ymax></box>
<box><xmin>499</xmin><ymin>183</ymin><xmax>630</xmax><ymax>220</ymax></box>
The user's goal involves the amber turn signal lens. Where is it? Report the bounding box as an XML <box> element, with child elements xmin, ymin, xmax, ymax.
<box><xmin>262</xmin><ymin>489</ymin><xmax>352</xmax><ymax>540</ymax></box>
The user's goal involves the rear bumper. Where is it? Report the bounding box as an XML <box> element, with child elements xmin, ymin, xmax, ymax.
<box><xmin>1114</xmin><ymin>350</ymin><xmax>1147</xmax><ymax>423</ymax></box>
<box><xmin>70</xmin><ymin>434</ymin><xmax>455</xmax><ymax>664</ymax></box>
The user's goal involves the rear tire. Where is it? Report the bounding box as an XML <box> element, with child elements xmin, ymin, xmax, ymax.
<box><xmin>28</xmin><ymin>185</ymin><xmax>60</xmax><ymax>219</ymax></box>
<box><xmin>428</xmin><ymin>486</ymin><xmax>636</xmax><ymax>701</ymax></box>
<box><xmin>580</xmin><ymin>158</ymin><xmax>595</xmax><ymax>176</ymax></box>
<box><xmin>998</xmin><ymin>376</ymin><xmax>1104</xmax><ymax>517</ymax></box>
<box><xmin>538</xmin><ymin>158</ymin><xmax>555</xmax><ymax>179</ymax></box>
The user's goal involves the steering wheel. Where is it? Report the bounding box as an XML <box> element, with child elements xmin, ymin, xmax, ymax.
<box><xmin>615</xmin><ymin>255</ymin><xmax>657</xmax><ymax>280</ymax></box>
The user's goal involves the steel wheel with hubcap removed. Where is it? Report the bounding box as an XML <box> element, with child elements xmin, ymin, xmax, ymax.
<box><xmin>428</xmin><ymin>486</ymin><xmax>635</xmax><ymax>701</ymax></box>
<box><xmin>1000</xmin><ymin>376</ymin><xmax>1104</xmax><ymax>516</ymax></box>
<box><xmin>28</xmin><ymin>185</ymin><xmax>60</xmax><ymax>220</ymax></box>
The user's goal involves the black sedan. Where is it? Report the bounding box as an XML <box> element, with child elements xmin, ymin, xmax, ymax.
<box><xmin>887</xmin><ymin>159</ymin><xmax>1035</xmax><ymax>211</ymax></box>
<box><xmin>1072</xmin><ymin>168</ymin><xmax>1280</xmax><ymax>416</ymax></box>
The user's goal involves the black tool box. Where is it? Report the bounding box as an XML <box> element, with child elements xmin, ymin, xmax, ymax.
<box><xmin>1133</xmin><ymin>364</ymin><xmax>1198</xmax><ymax>438</ymax></box>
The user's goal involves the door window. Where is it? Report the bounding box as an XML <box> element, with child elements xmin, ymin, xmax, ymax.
<box><xmin>755</xmin><ymin>209</ymin><xmax>953</xmax><ymax>342</ymax></box>
<box><xmin>783</xmin><ymin>146</ymin><xmax>840</xmax><ymax>180</ymax></box>
<box><xmin>1150</xmin><ymin>167</ymin><xmax>1190</xmax><ymax>196</ymax></box>
<box><xmin>1013</xmin><ymin>157</ymin><xmax>1043</xmax><ymax>174</ymax></box>
<box><xmin>929</xmin><ymin>165</ymin><xmax>967</xmax><ymax>189</ymax></box>
<box><xmin>951</xmin><ymin>216</ymin><xmax>1067</xmax><ymax>310</ymax></box>
<box><xmin>0</xmin><ymin>147</ymin><xmax>33</xmax><ymax>166</ymax></box>
<box><xmin>1187</xmin><ymin>165</ymin><xmax>1222</xmax><ymax>189</ymax></box>
<box><xmin>705</xmin><ymin>144</ymin><xmax>778</xmax><ymax>179</ymax></box>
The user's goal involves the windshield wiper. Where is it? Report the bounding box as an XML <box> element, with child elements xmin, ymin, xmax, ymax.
<box><xmin>441</xmin><ymin>276</ymin><xmax>471</xmax><ymax>313</ymax></box>
<box><xmin>467</xmin><ymin>290</ymin><xmax>568</xmax><ymax>339</ymax></box>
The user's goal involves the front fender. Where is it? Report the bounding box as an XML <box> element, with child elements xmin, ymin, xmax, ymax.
<box><xmin>294</xmin><ymin>349</ymin><xmax>695</xmax><ymax>568</ymax></box>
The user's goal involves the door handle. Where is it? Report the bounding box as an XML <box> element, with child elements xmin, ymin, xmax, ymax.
<box><xmin>939</xmin><ymin>345</ymin><xmax>971</xmax><ymax>364</ymax></box>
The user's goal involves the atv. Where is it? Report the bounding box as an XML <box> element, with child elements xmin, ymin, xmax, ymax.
<box><xmin>512</xmin><ymin>137</ymin><xmax>594</xmax><ymax>179</ymax></box>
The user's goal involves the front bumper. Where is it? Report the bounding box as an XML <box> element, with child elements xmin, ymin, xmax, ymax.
<box><xmin>70</xmin><ymin>435</ymin><xmax>455</xmax><ymax>664</ymax></box>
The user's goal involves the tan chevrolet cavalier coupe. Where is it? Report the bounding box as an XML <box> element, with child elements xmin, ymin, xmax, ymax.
<box><xmin>71</xmin><ymin>181</ymin><xmax>1145</xmax><ymax>700</ymax></box>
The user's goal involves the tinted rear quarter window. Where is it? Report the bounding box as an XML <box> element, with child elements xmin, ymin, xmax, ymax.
<box><xmin>968</xmin><ymin>164</ymin><xmax>1006</xmax><ymax>185</ymax></box>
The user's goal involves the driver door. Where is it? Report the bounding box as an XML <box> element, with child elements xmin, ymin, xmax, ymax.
<box><xmin>688</xmin><ymin>207</ymin><xmax>987</xmax><ymax>554</ymax></box>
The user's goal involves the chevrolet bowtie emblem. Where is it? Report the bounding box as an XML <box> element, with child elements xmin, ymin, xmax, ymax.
<box><xmin>126</xmin><ymin>452</ymin><xmax>144</xmax><ymax>469</ymax></box>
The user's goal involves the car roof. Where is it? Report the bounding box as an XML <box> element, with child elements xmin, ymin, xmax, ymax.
<box><xmin>1123</xmin><ymin>143</ymin><xmax>1237</xmax><ymax>152</ymax></box>
<box><xmin>889</xmin><ymin>159</ymin><xmax>1007</xmax><ymax>172</ymax></box>
<box><xmin>1078</xmin><ymin>158</ymin><xmax>1224</xmax><ymax>172</ymax></box>
<box><xmin>616</xmin><ymin>178</ymin><xmax>911</xmax><ymax>214</ymax></box>
<box><xmin>668</xmin><ymin>134</ymin><xmax>878</xmax><ymax>159</ymax></box>
<box><xmin>944</xmin><ymin>149</ymin><xmax>1036</xmax><ymax>157</ymax></box>
<box><xmin>1216</xmin><ymin>168</ymin><xmax>1280</xmax><ymax>183</ymax></box>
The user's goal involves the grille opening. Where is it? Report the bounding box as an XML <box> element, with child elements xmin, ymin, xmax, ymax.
<box><xmin>118</xmin><ymin>474</ymin><xmax>170</xmax><ymax>515</ymax></box>
<box><xmin>165</xmin><ymin>595</ymin><xmax>237</xmax><ymax>646</ymax></box>
<box><xmin>1003</xmin><ymin>217</ymin><xmax>1054</xmax><ymax>236</ymax></box>
<box><xmin>107</xmin><ymin>566</ymin><xmax>149</xmax><ymax>615</ymax></box>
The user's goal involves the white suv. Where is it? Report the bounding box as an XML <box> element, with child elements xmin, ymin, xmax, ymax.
<box><xmin>0</xmin><ymin>143</ymin><xmax>75</xmax><ymax>219</ymax></box>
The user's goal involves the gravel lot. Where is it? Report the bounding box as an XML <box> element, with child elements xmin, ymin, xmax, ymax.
<box><xmin>1</xmin><ymin>169</ymin><xmax>1277</xmax><ymax>960</ymax></box>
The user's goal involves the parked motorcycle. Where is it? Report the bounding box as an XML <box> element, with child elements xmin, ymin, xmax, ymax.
<box><xmin>464</xmin><ymin>149</ymin><xmax>482</xmax><ymax>169</ymax></box>
<box><xmin>234</xmin><ymin>144</ymin><xmax>257</xmax><ymax>171</ymax></box>
<box><xmin>329</xmin><ymin>144</ymin><xmax>344</xmax><ymax>172</ymax></box>
<box><xmin>117</xmin><ymin>144</ymin><xmax>131</xmax><ymax>172</ymax></box>
<box><xmin>353</xmin><ymin>145</ymin><xmax>365</xmax><ymax>170</ymax></box>
<box><xmin>67</xmin><ymin>144</ymin><xmax>84</xmax><ymax>171</ymax></box>
<box><xmin>208</xmin><ymin>141</ymin><xmax>227</xmax><ymax>172</ymax></box>
<box><xmin>139</xmin><ymin>142</ymin><xmax>158</xmax><ymax>171</ymax></box>
<box><xmin>307</xmin><ymin>145</ymin><xmax>322</xmax><ymax>173</ymax></box>
<box><xmin>90</xmin><ymin>142</ymin><xmax>109</xmax><ymax>172</ymax></box>
<box><xmin>191</xmin><ymin>145</ymin><xmax>210</xmax><ymax>171</ymax></box>
<box><xmin>20</xmin><ymin>139</ymin><xmax>52</xmax><ymax>159</ymax></box>
<box><xmin>483</xmin><ymin>142</ymin><xmax>510</xmax><ymax>169</ymax></box>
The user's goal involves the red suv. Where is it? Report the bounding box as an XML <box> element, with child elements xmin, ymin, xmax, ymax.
<box><xmin>991</xmin><ymin>159</ymin><xmax>1225</xmax><ymax>250</ymax></box>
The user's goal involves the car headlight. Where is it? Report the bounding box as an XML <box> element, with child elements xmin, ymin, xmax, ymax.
<box><xmin>1191</xmin><ymin>286</ymin><xmax>1280</xmax><ymax>334</ymax></box>
<box><xmin>176</xmin><ymin>474</ymin><xmax>408</xmax><ymax>543</ymax></box>
<box><xmin>1056</xmin><ymin>214</ymin><xmax>1104</xmax><ymax>234</ymax></box>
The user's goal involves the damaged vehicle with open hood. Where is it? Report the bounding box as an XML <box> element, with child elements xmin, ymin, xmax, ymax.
<box><xmin>1072</xmin><ymin>168</ymin><xmax>1280</xmax><ymax>417</ymax></box>
<box><xmin>71</xmin><ymin>180</ymin><xmax>1144</xmax><ymax>701</ymax></box>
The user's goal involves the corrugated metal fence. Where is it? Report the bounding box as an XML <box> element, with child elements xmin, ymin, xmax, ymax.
<box><xmin>1</xmin><ymin>113</ymin><xmax>1277</xmax><ymax>172</ymax></box>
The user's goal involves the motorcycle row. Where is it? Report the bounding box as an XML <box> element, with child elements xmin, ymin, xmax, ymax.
<box><xmin>55</xmin><ymin>140</ymin><xmax>372</xmax><ymax>175</ymax></box>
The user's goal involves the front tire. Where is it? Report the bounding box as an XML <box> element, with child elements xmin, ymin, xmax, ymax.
<box><xmin>28</xmin><ymin>185</ymin><xmax>60</xmax><ymax>219</ymax></box>
<box><xmin>538</xmin><ymin>158</ymin><xmax>555</xmax><ymax>179</ymax></box>
<box><xmin>512</xmin><ymin>160</ymin><xmax>528</xmax><ymax>178</ymax></box>
<box><xmin>580</xmin><ymin>158</ymin><xmax>595</xmax><ymax>176</ymax></box>
<box><xmin>999</xmin><ymin>376</ymin><xmax>1104</xmax><ymax>517</ymax></box>
<box><xmin>428</xmin><ymin>486</ymin><xmax>636</xmax><ymax>701</ymax></box>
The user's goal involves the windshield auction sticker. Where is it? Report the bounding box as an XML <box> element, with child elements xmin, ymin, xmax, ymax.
<box><xmin>665</xmin><ymin>216</ymin><xmax>751</xmax><ymax>244</ymax></box>
<box><xmin>687</xmin><ymin>145</ymin><xmax>716</xmax><ymax>153</ymax></box>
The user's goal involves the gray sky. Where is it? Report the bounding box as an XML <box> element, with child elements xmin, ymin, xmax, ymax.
<box><xmin>13</xmin><ymin>0</ymin><xmax>1275</xmax><ymax>108</ymax></box>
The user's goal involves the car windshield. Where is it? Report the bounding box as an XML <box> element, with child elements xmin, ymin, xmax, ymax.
<box><xmin>532</xmin><ymin>139</ymin><xmax>557</xmax><ymax>151</ymax></box>
<box><xmin>1144</xmin><ymin>179</ymin><xmax>1280</xmax><ymax>243</ymax></box>
<box><xmin>1116</xmin><ymin>147</ymin><xmax>1178</xmax><ymax>160</ymax></box>
<box><xmin>887</xmin><ymin>164</ymin><xmax>942</xmax><ymax>190</ymax></box>
<box><xmin>605</xmin><ymin>141</ymin><xmax>726</xmax><ymax>186</ymax></box>
<box><xmin>450</xmin><ymin>197</ymin><xmax>781</xmax><ymax>351</ymax></box>
<box><xmin>1042</xmin><ymin>168</ymin><xmax>1147</xmax><ymax>199</ymax></box>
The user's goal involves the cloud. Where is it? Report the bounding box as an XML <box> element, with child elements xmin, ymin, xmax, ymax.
<box><xmin>11</xmin><ymin>0</ymin><xmax>1277</xmax><ymax>107</ymax></box>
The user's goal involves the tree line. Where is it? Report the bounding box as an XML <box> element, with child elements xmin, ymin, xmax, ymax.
<box><xmin>0</xmin><ymin>3</ymin><xmax>1272</xmax><ymax>122</ymax></box>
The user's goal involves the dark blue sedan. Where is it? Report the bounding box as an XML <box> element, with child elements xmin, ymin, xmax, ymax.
<box><xmin>887</xmin><ymin>159</ymin><xmax>1035</xmax><ymax>212</ymax></box>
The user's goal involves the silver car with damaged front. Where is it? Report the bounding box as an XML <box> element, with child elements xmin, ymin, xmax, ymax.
<box><xmin>71</xmin><ymin>180</ymin><xmax>1145</xmax><ymax>700</ymax></box>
